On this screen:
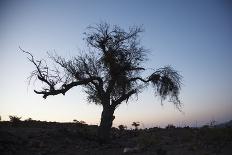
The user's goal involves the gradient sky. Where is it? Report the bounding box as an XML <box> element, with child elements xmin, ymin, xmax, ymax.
<box><xmin>0</xmin><ymin>0</ymin><xmax>232</xmax><ymax>128</ymax></box>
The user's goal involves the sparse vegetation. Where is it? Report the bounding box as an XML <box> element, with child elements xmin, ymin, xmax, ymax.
<box><xmin>0</xmin><ymin>118</ymin><xmax>231</xmax><ymax>154</ymax></box>
<box><xmin>132</xmin><ymin>122</ymin><xmax>140</xmax><ymax>130</ymax></box>
<box><xmin>79</xmin><ymin>120</ymin><xmax>86</xmax><ymax>125</ymax></box>
<box><xmin>165</xmin><ymin>124</ymin><xmax>176</xmax><ymax>129</ymax></box>
<box><xmin>73</xmin><ymin>119</ymin><xmax>86</xmax><ymax>126</ymax></box>
<box><xmin>24</xmin><ymin>117</ymin><xmax>33</xmax><ymax>122</ymax></box>
<box><xmin>9</xmin><ymin>115</ymin><xmax>21</xmax><ymax>123</ymax></box>
<box><xmin>118</xmin><ymin>124</ymin><xmax>127</xmax><ymax>131</ymax></box>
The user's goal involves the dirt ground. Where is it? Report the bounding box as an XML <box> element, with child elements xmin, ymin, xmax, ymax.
<box><xmin>0</xmin><ymin>121</ymin><xmax>232</xmax><ymax>155</ymax></box>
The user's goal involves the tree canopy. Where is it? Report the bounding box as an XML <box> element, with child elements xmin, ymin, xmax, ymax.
<box><xmin>21</xmin><ymin>23</ymin><xmax>182</xmax><ymax>108</ymax></box>
<box><xmin>22</xmin><ymin>22</ymin><xmax>182</xmax><ymax>142</ymax></box>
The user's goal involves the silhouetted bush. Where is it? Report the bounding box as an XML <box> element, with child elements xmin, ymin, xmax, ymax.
<box><xmin>166</xmin><ymin>124</ymin><xmax>176</xmax><ymax>129</ymax></box>
<box><xmin>202</xmin><ymin>125</ymin><xmax>209</xmax><ymax>129</ymax></box>
<box><xmin>24</xmin><ymin>117</ymin><xmax>33</xmax><ymax>122</ymax></box>
<box><xmin>132</xmin><ymin>122</ymin><xmax>140</xmax><ymax>130</ymax></box>
<box><xmin>9</xmin><ymin>115</ymin><xmax>21</xmax><ymax>123</ymax></box>
<box><xmin>79</xmin><ymin>120</ymin><xmax>86</xmax><ymax>125</ymax></box>
<box><xmin>73</xmin><ymin>119</ymin><xmax>78</xmax><ymax>123</ymax></box>
<box><xmin>73</xmin><ymin>119</ymin><xmax>86</xmax><ymax>125</ymax></box>
<box><xmin>118</xmin><ymin>124</ymin><xmax>127</xmax><ymax>131</ymax></box>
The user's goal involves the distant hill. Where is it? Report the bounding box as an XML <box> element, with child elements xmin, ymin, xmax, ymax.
<box><xmin>216</xmin><ymin>120</ymin><xmax>232</xmax><ymax>128</ymax></box>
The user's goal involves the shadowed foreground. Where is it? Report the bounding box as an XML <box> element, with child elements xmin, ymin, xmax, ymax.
<box><xmin>0</xmin><ymin>121</ymin><xmax>232</xmax><ymax>155</ymax></box>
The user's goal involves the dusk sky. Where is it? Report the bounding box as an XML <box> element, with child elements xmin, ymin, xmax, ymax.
<box><xmin>1</xmin><ymin>0</ymin><xmax>232</xmax><ymax>128</ymax></box>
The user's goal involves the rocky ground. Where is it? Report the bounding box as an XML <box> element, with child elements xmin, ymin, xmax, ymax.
<box><xmin>0</xmin><ymin>121</ymin><xmax>232</xmax><ymax>155</ymax></box>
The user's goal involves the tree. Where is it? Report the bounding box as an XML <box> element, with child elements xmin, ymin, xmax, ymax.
<box><xmin>132</xmin><ymin>122</ymin><xmax>140</xmax><ymax>130</ymax></box>
<box><xmin>21</xmin><ymin>22</ymin><xmax>182</xmax><ymax>142</ymax></box>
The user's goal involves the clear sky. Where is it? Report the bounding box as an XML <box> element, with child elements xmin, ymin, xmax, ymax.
<box><xmin>0</xmin><ymin>0</ymin><xmax>232</xmax><ymax>128</ymax></box>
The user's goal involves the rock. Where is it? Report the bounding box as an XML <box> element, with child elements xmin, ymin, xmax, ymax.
<box><xmin>123</xmin><ymin>146</ymin><xmax>140</xmax><ymax>153</ymax></box>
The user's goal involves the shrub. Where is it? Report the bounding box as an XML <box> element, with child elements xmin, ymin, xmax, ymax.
<box><xmin>118</xmin><ymin>124</ymin><xmax>127</xmax><ymax>131</ymax></box>
<box><xmin>184</xmin><ymin>126</ymin><xmax>190</xmax><ymax>129</ymax></box>
<box><xmin>166</xmin><ymin>124</ymin><xmax>176</xmax><ymax>129</ymax></box>
<box><xmin>79</xmin><ymin>120</ymin><xmax>86</xmax><ymax>125</ymax></box>
<box><xmin>73</xmin><ymin>119</ymin><xmax>78</xmax><ymax>123</ymax></box>
<box><xmin>202</xmin><ymin>125</ymin><xmax>209</xmax><ymax>129</ymax></box>
<box><xmin>9</xmin><ymin>115</ymin><xmax>21</xmax><ymax>123</ymax></box>
<box><xmin>132</xmin><ymin>122</ymin><xmax>140</xmax><ymax>130</ymax></box>
<box><xmin>25</xmin><ymin>117</ymin><xmax>33</xmax><ymax>122</ymax></box>
<box><xmin>73</xmin><ymin>119</ymin><xmax>86</xmax><ymax>124</ymax></box>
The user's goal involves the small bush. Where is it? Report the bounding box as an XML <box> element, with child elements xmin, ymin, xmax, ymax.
<box><xmin>184</xmin><ymin>126</ymin><xmax>190</xmax><ymax>129</ymax></box>
<box><xmin>118</xmin><ymin>124</ymin><xmax>127</xmax><ymax>131</ymax></box>
<box><xmin>25</xmin><ymin>117</ymin><xmax>33</xmax><ymax>122</ymax></box>
<box><xmin>132</xmin><ymin>122</ymin><xmax>140</xmax><ymax>130</ymax></box>
<box><xmin>73</xmin><ymin>119</ymin><xmax>78</xmax><ymax>123</ymax></box>
<box><xmin>73</xmin><ymin>119</ymin><xmax>86</xmax><ymax>125</ymax></box>
<box><xmin>166</xmin><ymin>124</ymin><xmax>176</xmax><ymax>129</ymax></box>
<box><xmin>201</xmin><ymin>125</ymin><xmax>209</xmax><ymax>129</ymax></box>
<box><xmin>79</xmin><ymin>120</ymin><xmax>86</xmax><ymax>125</ymax></box>
<box><xmin>9</xmin><ymin>115</ymin><xmax>21</xmax><ymax>123</ymax></box>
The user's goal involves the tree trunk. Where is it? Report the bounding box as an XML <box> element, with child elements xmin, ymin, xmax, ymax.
<box><xmin>98</xmin><ymin>105</ymin><xmax>115</xmax><ymax>143</ymax></box>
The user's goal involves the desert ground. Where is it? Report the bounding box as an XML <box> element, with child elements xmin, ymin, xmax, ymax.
<box><xmin>0</xmin><ymin>119</ymin><xmax>232</xmax><ymax>155</ymax></box>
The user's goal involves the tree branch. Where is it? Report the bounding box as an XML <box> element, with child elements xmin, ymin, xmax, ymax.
<box><xmin>34</xmin><ymin>77</ymin><xmax>100</xmax><ymax>99</ymax></box>
<box><xmin>129</xmin><ymin>77</ymin><xmax>149</xmax><ymax>83</ymax></box>
<box><xmin>111</xmin><ymin>89</ymin><xmax>137</xmax><ymax>108</ymax></box>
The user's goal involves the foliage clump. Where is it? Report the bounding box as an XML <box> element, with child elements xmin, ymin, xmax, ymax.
<box><xmin>118</xmin><ymin>124</ymin><xmax>127</xmax><ymax>131</ymax></box>
<box><xmin>165</xmin><ymin>124</ymin><xmax>176</xmax><ymax>129</ymax></box>
<box><xmin>132</xmin><ymin>122</ymin><xmax>140</xmax><ymax>130</ymax></box>
<box><xmin>9</xmin><ymin>115</ymin><xmax>22</xmax><ymax>123</ymax></box>
<box><xmin>24</xmin><ymin>117</ymin><xmax>33</xmax><ymax>122</ymax></box>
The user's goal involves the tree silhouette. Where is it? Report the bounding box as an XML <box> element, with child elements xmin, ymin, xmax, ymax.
<box><xmin>132</xmin><ymin>122</ymin><xmax>140</xmax><ymax>130</ymax></box>
<box><xmin>21</xmin><ymin>22</ymin><xmax>182</xmax><ymax>142</ymax></box>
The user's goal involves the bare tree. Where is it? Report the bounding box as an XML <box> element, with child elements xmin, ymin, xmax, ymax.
<box><xmin>21</xmin><ymin>22</ymin><xmax>182</xmax><ymax>142</ymax></box>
